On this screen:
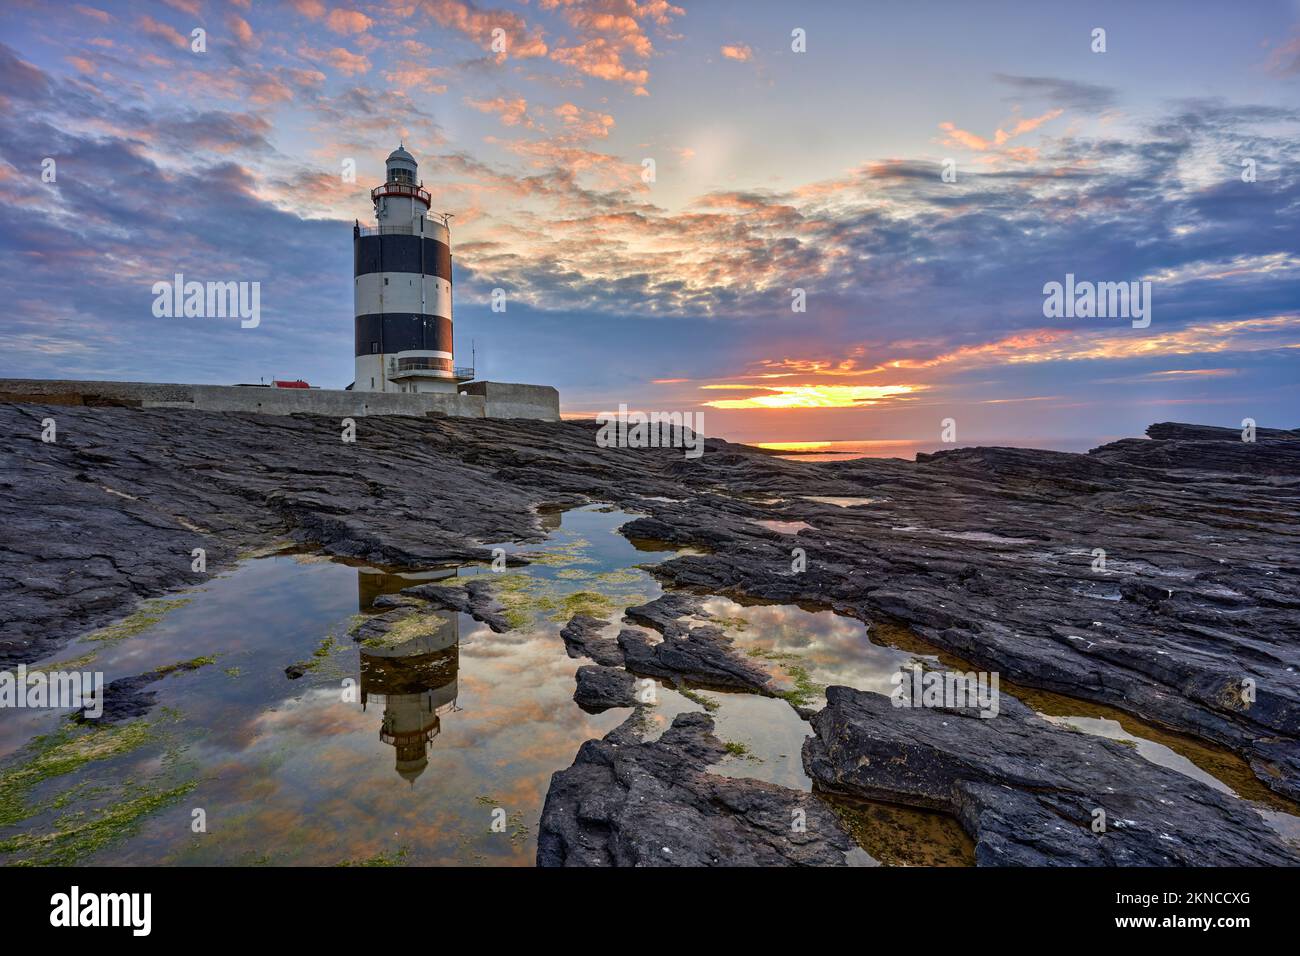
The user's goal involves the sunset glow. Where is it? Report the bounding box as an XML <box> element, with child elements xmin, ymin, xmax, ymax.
<box><xmin>701</xmin><ymin>384</ymin><xmax>921</xmax><ymax>410</ymax></box>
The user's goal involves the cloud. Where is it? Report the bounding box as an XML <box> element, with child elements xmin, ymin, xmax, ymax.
<box><xmin>382</xmin><ymin>63</ymin><xmax>447</xmax><ymax>92</ymax></box>
<box><xmin>466</xmin><ymin>95</ymin><xmax>532</xmax><ymax>127</ymax></box>
<box><xmin>326</xmin><ymin>9</ymin><xmax>373</xmax><ymax>35</ymax></box>
<box><xmin>65</xmin><ymin>55</ymin><xmax>97</xmax><ymax>75</ymax></box>
<box><xmin>994</xmin><ymin>74</ymin><xmax>1118</xmax><ymax>112</ymax></box>
<box><xmin>552</xmin><ymin>101</ymin><xmax>614</xmax><ymax>140</ymax></box>
<box><xmin>720</xmin><ymin>44</ymin><xmax>752</xmax><ymax>62</ymax></box>
<box><xmin>137</xmin><ymin>15</ymin><xmax>189</xmax><ymax>50</ymax></box>
<box><xmin>1264</xmin><ymin>33</ymin><xmax>1300</xmax><ymax>76</ymax></box>
<box><xmin>304</xmin><ymin>45</ymin><xmax>372</xmax><ymax>77</ymax></box>
<box><xmin>543</xmin><ymin>0</ymin><xmax>684</xmax><ymax>94</ymax></box>
<box><xmin>420</xmin><ymin>0</ymin><xmax>549</xmax><ymax>59</ymax></box>
<box><xmin>227</xmin><ymin>14</ymin><xmax>257</xmax><ymax>48</ymax></box>
<box><xmin>73</xmin><ymin>5</ymin><xmax>111</xmax><ymax>24</ymax></box>
<box><xmin>288</xmin><ymin>0</ymin><xmax>326</xmax><ymax>18</ymax></box>
<box><xmin>938</xmin><ymin>107</ymin><xmax>1063</xmax><ymax>155</ymax></box>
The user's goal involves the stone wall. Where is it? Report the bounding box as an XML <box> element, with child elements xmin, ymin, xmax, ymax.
<box><xmin>459</xmin><ymin>381</ymin><xmax>561</xmax><ymax>420</ymax></box>
<box><xmin>0</xmin><ymin>378</ymin><xmax>559</xmax><ymax>421</ymax></box>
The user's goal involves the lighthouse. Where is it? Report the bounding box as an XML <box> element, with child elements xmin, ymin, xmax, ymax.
<box><xmin>352</xmin><ymin>145</ymin><xmax>467</xmax><ymax>393</ymax></box>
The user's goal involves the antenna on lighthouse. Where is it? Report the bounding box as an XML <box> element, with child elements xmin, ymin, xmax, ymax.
<box><xmin>438</xmin><ymin>212</ymin><xmax>454</xmax><ymax>229</ymax></box>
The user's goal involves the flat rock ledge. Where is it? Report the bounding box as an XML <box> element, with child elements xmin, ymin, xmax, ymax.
<box><xmin>399</xmin><ymin>579</ymin><xmax>511</xmax><ymax>633</ymax></box>
<box><xmin>75</xmin><ymin>659</ymin><xmax>209</xmax><ymax>722</ymax></box>
<box><xmin>573</xmin><ymin>664</ymin><xmax>637</xmax><ymax>712</ymax></box>
<box><xmin>617</xmin><ymin>624</ymin><xmax>775</xmax><ymax>693</ymax></box>
<box><xmin>803</xmin><ymin>685</ymin><xmax>1300</xmax><ymax>866</ymax></box>
<box><xmin>560</xmin><ymin>598</ymin><xmax>778</xmax><ymax>696</ymax></box>
<box><xmin>559</xmin><ymin>614</ymin><xmax>624</xmax><ymax>667</ymax></box>
<box><xmin>618</xmin><ymin>594</ymin><xmax>776</xmax><ymax>693</ymax></box>
<box><xmin>537</xmin><ymin>710</ymin><xmax>855</xmax><ymax>866</ymax></box>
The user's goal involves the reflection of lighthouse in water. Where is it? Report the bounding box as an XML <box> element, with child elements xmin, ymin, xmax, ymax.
<box><xmin>356</xmin><ymin>567</ymin><xmax>460</xmax><ymax>784</ymax></box>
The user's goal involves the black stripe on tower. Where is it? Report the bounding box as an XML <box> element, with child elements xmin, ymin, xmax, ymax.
<box><xmin>354</xmin><ymin>313</ymin><xmax>453</xmax><ymax>357</ymax></box>
<box><xmin>353</xmin><ymin>235</ymin><xmax>452</xmax><ymax>281</ymax></box>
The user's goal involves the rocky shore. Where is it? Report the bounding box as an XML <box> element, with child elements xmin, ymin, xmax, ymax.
<box><xmin>2</xmin><ymin>400</ymin><xmax>1297</xmax><ymax>865</ymax></box>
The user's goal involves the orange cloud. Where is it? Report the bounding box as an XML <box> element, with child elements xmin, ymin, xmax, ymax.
<box><xmin>553</xmin><ymin>102</ymin><xmax>614</xmax><ymax>140</ymax></box>
<box><xmin>542</xmin><ymin>0</ymin><xmax>684</xmax><ymax>94</ymax></box>
<box><xmin>289</xmin><ymin>0</ymin><xmax>326</xmax><ymax>17</ymax></box>
<box><xmin>302</xmin><ymin>44</ymin><xmax>371</xmax><ymax>76</ymax></box>
<box><xmin>721</xmin><ymin>44</ymin><xmax>752</xmax><ymax>61</ymax></box>
<box><xmin>383</xmin><ymin>63</ymin><xmax>448</xmax><ymax>92</ymax></box>
<box><xmin>326</xmin><ymin>9</ymin><xmax>373</xmax><ymax>35</ymax></box>
<box><xmin>466</xmin><ymin>96</ymin><xmax>532</xmax><ymax>127</ymax></box>
<box><xmin>227</xmin><ymin>13</ymin><xmax>257</xmax><ymax>47</ymax></box>
<box><xmin>999</xmin><ymin>108</ymin><xmax>1063</xmax><ymax>141</ymax></box>
<box><xmin>939</xmin><ymin>108</ymin><xmax>1063</xmax><ymax>157</ymax></box>
<box><xmin>422</xmin><ymin>0</ymin><xmax>549</xmax><ymax>59</ymax></box>
<box><xmin>74</xmin><ymin>4</ymin><xmax>111</xmax><ymax>23</ymax></box>
<box><xmin>137</xmin><ymin>15</ymin><xmax>188</xmax><ymax>50</ymax></box>
<box><xmin>880</xmin><ymin>316</ymin><xmax>1299</xmax><ymax>372</ymax></box>
<box><xmin>1264</xmin><ymin>33</ymin><xmax>1300</xmax><ymax>75</ymax></box>
<box><xmin>550</xmin><ymin>37</ymin><xmax>648</xmax><ymax>93</ymax></box>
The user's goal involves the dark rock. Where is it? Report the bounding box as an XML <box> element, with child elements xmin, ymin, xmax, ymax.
<box><xmin>400</xmin><ymin>578</ymin><xmax>511</xmax><ymax>632</ymax></box>
<box><xmin>559</xmin><ymin>614</ymin><xmax>624</xmax><ymax>666</ymax></box>
<box><xmin>369</xmin><ymin>593</ymin><xmax>420</xmax><ymax>610</ymax></box>
<box><xmin>617</xmin><ymin>624</ymin><xmax>774</xmax><ymax>693</ymax></box>
<box><xmin>572</xmin><ymin>665</ymin><xmax>637</xmax><ymax>712</ymax></box>
<box><xmin>1092</xmin><ymin>433</ymin><xmax>1300</xmax><ymax>476</ymax></box>
<box><xmin>1146</xmin><ymin>421</ymin><xmax>1298</xmax><ymax>442</ymax></box>
<box><xmin>75</xmin><ymin>659</ymin><xmax>209</xmax><ymax>722</ymax></box>
<box><xmin>349</xmin><ymin>606</ymin><xmax>416</xmax><ymax>644</ymax></box>
<box><xmin>618</xmin><ymin>592</ymin><xmax>774</xmax><ymax>691</ymax></box>
<box><xmin>624</xmin><ymin>592</ymin><xmax>709</xmax><ymax>638</ymax></box>
<box><xmin>398</xmin><ymin>583</ymin><xmax>470</xmax><ymax>611</ymax></box>
<box><xmin>803</xmin><ymin>685</ymin><xmax>1300</xmax><ymax>866</ymax></box>
<box><xmin>538</xmin><ymin>710</ymin><xmax>855</xmax><ymax>866</ymax></box>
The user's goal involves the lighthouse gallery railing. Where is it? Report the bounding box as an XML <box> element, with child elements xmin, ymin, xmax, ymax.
<box><xmin>371</xmin><ymin>182</ymin><xmax>431</xmax><ymax>205</ymax></box>
<box><xmin>356</xmin><ymin>224</ymin><xmax>430</xmax><ymax>237</ymax></box>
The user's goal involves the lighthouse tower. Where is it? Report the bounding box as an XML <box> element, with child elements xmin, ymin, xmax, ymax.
<box><xmin>352</xmin><ymin>145</ymin><xmax>466</xmax><ymax>393</ymax></box>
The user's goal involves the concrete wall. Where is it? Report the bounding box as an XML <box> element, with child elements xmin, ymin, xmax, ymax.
<box><xmin>0</xmin><ymin>378</ymin><xmax>559</xmax><ymax>421</ymax></box>
<box><xmin>0</xmin><ymin>379</ymin><xmax>194</xmax><ymax>406</ymax></box>
<box><xmin>459</xmin><ymin>381</ymin><xmax>560</xmax><ymax>420</ymax></box>
<box><xmin>188</xmin><ymin>384</ymin><xmax>486</xmax><ymax>418</ymax></box>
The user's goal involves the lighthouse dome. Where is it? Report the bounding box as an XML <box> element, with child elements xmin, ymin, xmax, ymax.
<box><xmin>385</xmin><ymin>144</ymin><xmax>418</xmax><ymax>185</ymax></box>
<box><xmin>387</xmin><ymin>144</ymin><xmax>416</xmax><ymax>166</ymax></box>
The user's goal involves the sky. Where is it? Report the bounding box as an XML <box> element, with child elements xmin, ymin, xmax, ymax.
<box><xmin>0</xmin><ymin>0</ymin><xmax>1297</xmax><ymax>447</ymax></box>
